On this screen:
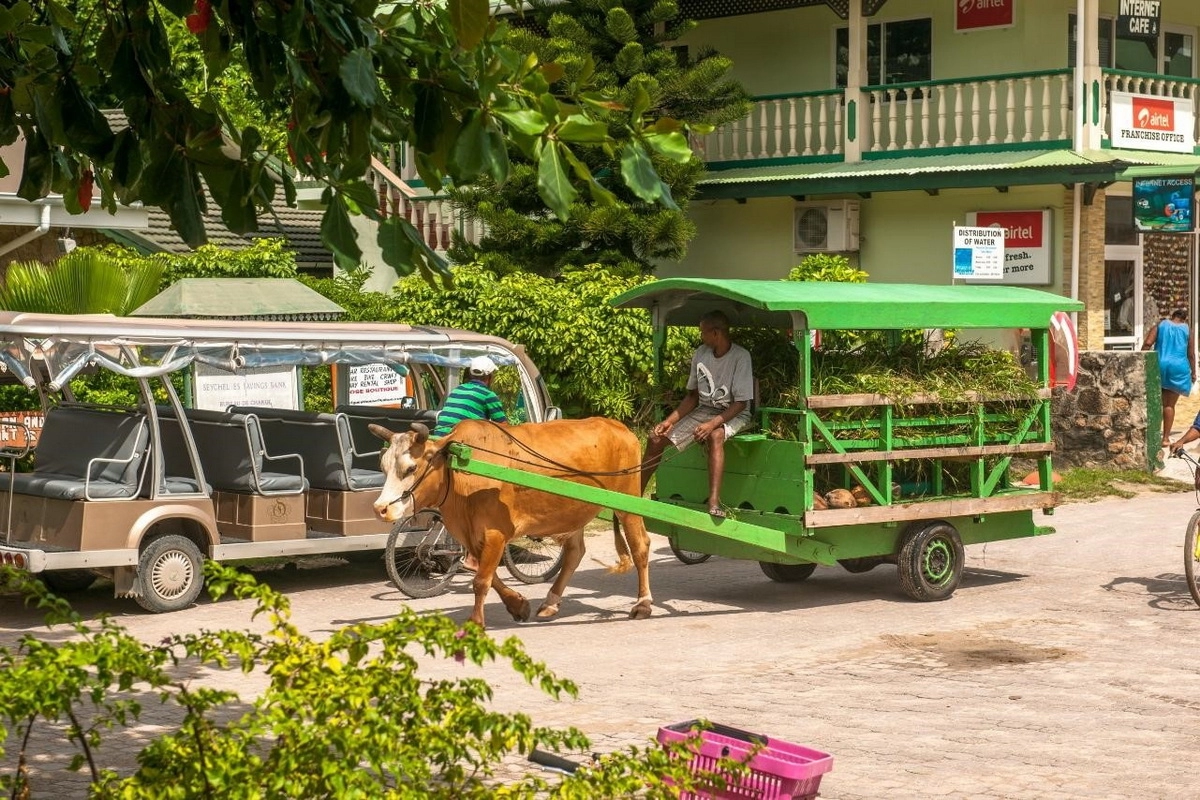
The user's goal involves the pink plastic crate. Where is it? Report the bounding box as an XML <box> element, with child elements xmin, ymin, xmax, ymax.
<box><xmin>657</xmin><ymin>721</ymin><xmax>834</xmax><ymax>800</ymax></box>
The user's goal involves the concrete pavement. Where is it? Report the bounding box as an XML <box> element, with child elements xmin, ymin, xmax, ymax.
<box><xmin>4</xmin><ymin>487</ymin><xmax>1200</xmax><ymax>798</ymax></box>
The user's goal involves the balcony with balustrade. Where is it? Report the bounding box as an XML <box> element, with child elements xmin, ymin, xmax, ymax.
<box><xmin>698</xmin><ymin>68</ymin><xmax>1200</xmax><ymax>170</ymax></box>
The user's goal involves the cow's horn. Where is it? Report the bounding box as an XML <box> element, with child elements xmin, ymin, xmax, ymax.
<box><xmin>410</xmin><ymin>422</ymin><xmax>429</xmax><ymax>443</ymax></box>
<box><xmin>367</xmin><ymin>423</ymin><xmax>396</xmax><ymax>442</ymax></box>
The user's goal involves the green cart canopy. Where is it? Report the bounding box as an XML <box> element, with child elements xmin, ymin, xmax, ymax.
<box><xmin>610</xmin><ymin>279</ymin><xmax>1083</xmax><ymax>331</ymax></box>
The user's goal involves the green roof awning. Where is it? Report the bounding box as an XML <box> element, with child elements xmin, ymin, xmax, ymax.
<box><xmin>697</xmin><ymin>147</ymin><xmax>1200</xmax><ymax>199</ymax></box>
<box><xmin>611</xmin><ymin>278</ymin><xmax>1082</xmax><ymax>330</ymax></box>
<box><xmin>131</xmin><ymin>279</ymin><xmax>345</xmax><ymax>320</ymax></box>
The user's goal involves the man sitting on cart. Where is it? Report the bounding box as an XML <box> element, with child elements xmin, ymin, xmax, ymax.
<box><xmin>433</xmin><ymin>355</ymin><xmax>508</xmax><ymax>570</ymax></box>
<box><xmin>640</xmin><ymin>310</ymin><xmax>754</xmax><ymax>518</ymax></box>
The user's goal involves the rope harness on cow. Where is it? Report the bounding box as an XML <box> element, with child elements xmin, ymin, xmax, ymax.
<box><xmin>460</xmin><ymin>420</ymin><xmax>685</xmax><ymax>479</ymax></box>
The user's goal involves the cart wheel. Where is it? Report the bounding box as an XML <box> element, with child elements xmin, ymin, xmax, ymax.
<box><xmin>386</xmin><ymin>510</ymin><xmax>463</xmax><ymax>599</ymax></box>
<box><xmin>759</xmin><ymin>561</ymin><xmax>817</xmax><ymax>582</ymax></box>
<box><xmin>135</xmin><ymin>535</ymin><xmax>204</xmax><ymax>613</ymax></box>
<box><xmin>41</xmin><ymin>569</ymin><xmax>98</xmax><ymax>593</ymax></box>
<box><xmin>838</xmin><ymin>557</ymin><xmax>883</xmax><ymax>574</ymax></box>
<box><xmin>503</xmin><ymin>536</ymin><xmax>564</xmax><ymax>584</ymax></box>
<box><xmin>1183</xmin><ymin>510</ymin><xmax>1200</xmax><ymax>608</ymax></box>
<box><xmin>670</xmin><ymin>538</ymin><xmax>712</xmax><ymax>565</ymax></box>
<box><xmin>897</xmin><ymin>521</ymin><xmax>964</xmax><ymax>601</ymax></box>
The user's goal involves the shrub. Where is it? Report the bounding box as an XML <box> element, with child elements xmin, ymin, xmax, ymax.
<box><xmin>0</xmin><ymin>565</ymin><xmax>733</xmax><ymax>798</ymax></box>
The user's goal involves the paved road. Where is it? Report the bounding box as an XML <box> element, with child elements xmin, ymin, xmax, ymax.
<box><xmin>4</xmin><ymin>488</ymin><xmax>1200</xmax><ymax>799</ymax></box>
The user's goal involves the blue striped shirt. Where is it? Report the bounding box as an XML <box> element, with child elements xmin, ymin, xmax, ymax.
<box><xmin>432</xmin><ymin>380</ymin><xmax>508</xmax><ymax>437</ymax></box>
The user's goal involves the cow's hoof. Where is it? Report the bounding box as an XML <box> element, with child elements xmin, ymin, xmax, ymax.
<box><xmin>508</xmin><ymin>597</ymin><xmax>532</xmax><ymax>623</ymax></box>
<box><xmin>535</xmin><ymin>602</ymin><xmax>561</xmax><ymax>620</ymax></box>
<box><xmin>629</xmin><ymin>598</ymin><xmax>653</xmax><ymax>620</ymax></box>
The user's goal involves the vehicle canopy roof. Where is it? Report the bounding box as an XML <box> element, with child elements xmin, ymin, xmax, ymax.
<box><xmin>610</xmin><ymin>279</ymin><xmax>1083</xmax><ymax>331</ymax></box>
<box><xmin>0</xmin><ymin>312</ymin><xmax>536</xmax><ymax>391</ymax></box>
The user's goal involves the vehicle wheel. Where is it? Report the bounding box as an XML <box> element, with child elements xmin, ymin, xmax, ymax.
<box><xmin>503</xmin><ymin>536</ymin><xmax>564</xmax><ymax>584</ymax></box>
<box><xmin>838</xmin><ymin>557</ymin><xmax>883</xmax><ymax>574</ymax></box>
<box><xmin>759</xmin><ymin>561</ymin><xmax>817</xmax><ymax>582</ymax></box>
<box><xmin>1184</xmin><ymin>510</ymin><xmax>1200</xmax><ymax>608</ymax></box>
<box><xmin>386</xmin><ymin>510</ymin><xmax>463</xmax><ymax>599</ymax></box>
<box><xmin>135</xmin><ymin>535</ymin><xmax>204</xmax><ymax>613</ymax></box>
<box><xmin>41</xmin><ymin>569</ymin><xmax>97</xmax><ymax>593</ymax></box>
<box><xmin>669</xmin><ymin>538</ymin><xmax>712</xmax><ymax>565</ymax></box>
<box><xmin>897</xmin><ymin>521</ymin><xmax>964</xmax><ymax>602</ymax></box>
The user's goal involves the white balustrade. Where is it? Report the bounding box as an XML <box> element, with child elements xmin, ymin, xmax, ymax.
<box><xmin>861</xmin><ymin>71</ymin><xmax>1072</xmax><ymax>154</ymax></box>
<box><xmin>367</xmin><ymin>152</ymin><xmax>486</xmax><ymax>255</ymax></box>
<box><xmin>695</xmin><ymin>91</ymin><xmax>844</xmax><ymax>164</ymax></box>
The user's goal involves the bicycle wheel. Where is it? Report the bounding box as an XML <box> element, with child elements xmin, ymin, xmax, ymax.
<box><xmin>1184</xmin><ymin>510</ymin><xmax>1200</xmax><ymax>608</ymax></box>
<box><xmin>386</xmin><ymin>510</ymin><xmax>463</xmax><ymax>599</ymax></box>
<box><xmin>669</xmin><ymin>538</ymin><xmax>712</xmax><ymax>565</ymax></box>
<box><xmin>503</xmin><ymin>536</ymin><xmax>564</xmax><ymax>584</ymax></box>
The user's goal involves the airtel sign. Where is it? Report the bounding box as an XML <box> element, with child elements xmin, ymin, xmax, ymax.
<box><xmin>956</xmin><ymin>0</ymin><xmax>1014</xmax><ymax>32</ymax></box>
<box><xmin>964</xmin><ymin>210</ymin><xmax>1053</xmax><ymax>285</ymax></box>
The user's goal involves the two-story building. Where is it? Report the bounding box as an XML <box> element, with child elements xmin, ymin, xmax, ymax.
<box><xmin>662</xmin><ymin>0</ymin><xmax>1200</xmax><ymax>352</ymax></box>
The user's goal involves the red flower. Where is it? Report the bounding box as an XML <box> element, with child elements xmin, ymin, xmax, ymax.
<box><xmin>77</xmin><ymin>169</ymin><xmax>93</xmax><ymax>213</ymax></box>
<box><xmin>186</xmin><ymin>0</ymin><xmax>212</xmax><ymax>34</ymax></box>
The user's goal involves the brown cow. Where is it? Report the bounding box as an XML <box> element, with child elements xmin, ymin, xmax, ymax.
<box><xmin>370</xmin><ymin>418</ymin><xmax>653</xmax><ymax>629</ymax></box>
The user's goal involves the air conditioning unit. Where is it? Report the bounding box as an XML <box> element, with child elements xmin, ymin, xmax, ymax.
<box><xmin>794</xmin><ymin>200</ymin><xmax>860</xmax><ymax>253</ymax></box>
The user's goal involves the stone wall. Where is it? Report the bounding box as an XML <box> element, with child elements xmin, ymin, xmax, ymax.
<box><xmin>1051</xmin><ymin>350</ymin><xmax>1158</xmax><ymax>470</ymax></box>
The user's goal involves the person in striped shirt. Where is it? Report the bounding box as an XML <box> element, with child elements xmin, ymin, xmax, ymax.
<box><xmin>432</xmin><ymin>355</ymin><xmax>508</xmax><ymax>438</ymax></box>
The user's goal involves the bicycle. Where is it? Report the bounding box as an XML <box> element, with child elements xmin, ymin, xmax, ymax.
<box><xmin>1174</xmin><ymin>448</ymin><xmax>1200</xmax><ymax>608</ymax></box>
<box><xmin>384</xmin><ymin>509</ymin><xmax>565</xmax><ymax>598</ymax></box>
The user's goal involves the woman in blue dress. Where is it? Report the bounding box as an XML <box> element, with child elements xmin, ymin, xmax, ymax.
<box><xmin>1143</xmin><ymin>308</ymin><xmax>1196</xmax><ymax>448</ymax></box>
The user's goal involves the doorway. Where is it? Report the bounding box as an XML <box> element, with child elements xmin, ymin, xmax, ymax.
<box><xmin>1104</xmin><ymin>246</ymin><xmax>1143</xmax><ymax>350</ymax></box>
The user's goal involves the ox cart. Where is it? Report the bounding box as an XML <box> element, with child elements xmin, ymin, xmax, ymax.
<box><xmin>0</xmin><ymin>312</ymin><xmax>560</xmax><ymax>612</ymax></box>
<box><xmin>440</xmin><ymin>279</ymin><xmax>1082</xmax><ymax>602</ymax></box>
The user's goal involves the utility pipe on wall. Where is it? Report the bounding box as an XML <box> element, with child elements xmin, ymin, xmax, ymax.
<box><xmin>0</xmin><ymin>203</ymin><xmax>51</xmax><ymax>258</ymax></box>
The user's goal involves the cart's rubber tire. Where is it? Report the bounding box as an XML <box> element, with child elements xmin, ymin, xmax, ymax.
<box><xmin>1183</xmin><ymin>510</ymin><xmax>1200</xmax><ymax>608</ymax></box>
<box><xmin>135</xmin><ymin>535</ymin><xmax>204</xmax><ymax>613</ymax></box>
<box><xmin>838</xmin><ymin>557</ymin><xmax>883</xmax><ymax>574</ymax></box>
<box><xmin>41</xmin><ymin>569</ymin><xmax>98</xmax><ymax>594</ymax></box>
<box><xmin>503</xmin><ymin>536</ymin><xmax>564</xmax><ymax>584</ymax></box>
<box><xmin>670</xmin><ymin>538</ymin><xmax>712</xmax><ymax>565</ymax></box>
<box><xmin>759</xmin><ymin>561</ymin><xmax>817</xmax><ymax>583</ymax></box>
<box><xmin>897</xmin><ymin>521</ymin><xmax>964</xmax><ymax>601</ymax></box>
<box><xmin>386</xmin><ymin>510</ymin><xmax>462</xmax><ymax>599</ymax></box>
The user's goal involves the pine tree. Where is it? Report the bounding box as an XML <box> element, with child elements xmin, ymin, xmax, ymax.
<box><xmin>449</xmin><ymin>0</ymin><xmax>750</xmax><ymax>277</ymax></box>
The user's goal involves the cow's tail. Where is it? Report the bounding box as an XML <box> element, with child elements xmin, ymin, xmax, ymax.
<box><xmin>598</xmin><ymin>514</ymin><xmax>634</xmax><ymax>574</ymax></box>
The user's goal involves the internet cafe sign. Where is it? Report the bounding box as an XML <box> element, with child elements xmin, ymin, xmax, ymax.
<box><xmin>964</xmin><ymin>210</ymin><xmax>1053</xmax><ymax>285</ymax></box>
<box><xmin>1110</xmin><ymin>92</ymin><xmax>1195</xmax><ymax>154</ymax></box>
<box><xmin>1117</xmin><ymin>0</ymin><xmax>1160</xmax><ymax>40</ymax></box>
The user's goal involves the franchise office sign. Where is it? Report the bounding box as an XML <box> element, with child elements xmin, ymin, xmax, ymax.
<box><xmin>1110</xmin><ymin>92</ymin><xmax>1195</xmax><ymax>153</ymax></box>
<box><xmin>955</xmin><ymin>0</ymin><xmax>1014</xmax><ymax>32</ymax></box>
<box><xmin>1117</xmin><ymin>0</ymin><xmax>1160</xmax><ymax>40</ymax></box>
<box><xmin>964</xmin><ymin>210</ymin><xmax>1053</xmax><ymax>285</ymax></box>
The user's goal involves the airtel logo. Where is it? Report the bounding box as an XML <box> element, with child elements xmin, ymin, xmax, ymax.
<box><xmin>959</xmin><ymin>0</ymin><xmax>974</xmax><ymax>11</ymax></box>
<box><xmin>1134</xmin><ymin>99</ymin><xmax>1174</xmax><ymax>130</ymax></box>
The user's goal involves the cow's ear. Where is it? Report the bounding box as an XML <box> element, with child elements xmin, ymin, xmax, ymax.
<box><xmin>368</xmin><ymin>423</ymin><xmax>397</xmax><ymax>442</ymax></box>
<box><xmin>410</xmin><ymin>422</ymin><xmax>429</xmax><ymax>444</ymax></box>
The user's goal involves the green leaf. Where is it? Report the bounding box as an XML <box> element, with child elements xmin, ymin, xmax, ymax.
<box><xmin>630</xmin><ymin>85</ymin><xmax>651</xmax><ymax>121</ymax></box>
<box><xmin>619</xmin><ymin>143</ymin><xmax>660</xmax><ymax>204</ymax></box>
<box><xmin>537</xmin><ymin>141</ymin><xmax>577</xmax><ymax>220</ymax></box>
<box><xmin>339</xmin><ymin>48</ymin><xmax>379</xmax><ymax>108</ymax></box>
<box><xmin>645</xmin><ymin>130</ymin><xmax>693</xmax><ymax>164</ymax></box>
<box><xmin>493</xmin><ymin>108</ymin><xmax>547</xmax><ymax>137</ymax></box>
<box><xmin>450</xmin><ymin>109</ymin><xmax>489</xmax><ymax>183</ymax></box>
<box><xmin>167</xmin><ymin>164</ymin><xmax>209</xmax><ymax>247</ymax></box>
<box><xmin>320</xmin><ymin>196</ymin><xmax>363</xmax><ymax>271</ymax></box>
<box><xmin>377</xmin><ymin>216</ymin><xmax>417</xmax><ymax>277</ymax></box>
<box><xmin>449</xmin><ymin>0</ymin><xmax>490</xmax><ymax>50</ymax></box>
<box><xmin>557</xmin><ymin>115</ymin><xmax>609</xmax><ymax>144</ymax></box>
<box><xmin>17</xmin><ymin>131</ymin><xmax>52</xmax><ymax>201</ymax></box>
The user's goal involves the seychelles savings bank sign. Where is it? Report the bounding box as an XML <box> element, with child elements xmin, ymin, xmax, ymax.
<box><xmin>1110</xmin><ymin>92</ymin><xmax>1195</xmax><ymax>154</ymax></box>
<box><xmin>964</xmin><ymin>210</ymin><xmax>1053</xmax><ymax>285</ymax></box>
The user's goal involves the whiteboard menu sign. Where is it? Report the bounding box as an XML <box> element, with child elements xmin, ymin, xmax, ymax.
<box><xmin>952</xmin><ymin>226</ymin><xmax>1005</xmax><ymax>281</ymax></box>
<box><xmin>194</xmin><ymin>364</ymin><xmax>299</xmax><ymax>411</ymax></box>
<box><xmin>347</xmin><ymin>363</ymin><xmax>410</xmax><ymax>406</ymax></box>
